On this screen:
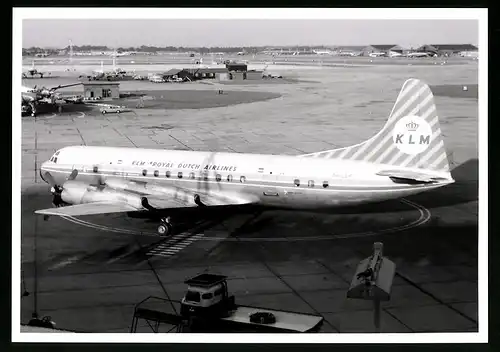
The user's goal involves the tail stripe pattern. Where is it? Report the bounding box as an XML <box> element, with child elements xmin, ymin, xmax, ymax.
<box><xmin>300</xmin><ymin>79</ymin><xmax>450</xmax><ymax>172</ymax></box>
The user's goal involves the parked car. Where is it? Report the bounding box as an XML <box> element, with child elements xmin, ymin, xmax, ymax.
<box><xmin>100</xmin><ymin>106</ymin><xmax>131</xmax><ymax>114</ymax></box>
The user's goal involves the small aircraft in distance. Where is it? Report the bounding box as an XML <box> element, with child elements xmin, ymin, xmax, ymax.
<box><xmin>36</xmin><ymin>78</ymin><xmax>454</xmax><ymax>237</ymax></box>
<box><xmin>22</xmin><ymin>61</ymin><xmax>50</xmax><ymax>79</ymax></box>
<box><xmin>406</xmin><ymin>52</ymin><xmax>436</xmax><ymax>58</ymax></box>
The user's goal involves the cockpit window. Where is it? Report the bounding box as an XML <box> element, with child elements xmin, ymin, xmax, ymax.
<box><xmin>53</xmin><ymin>157</ymin><xmax>58</xmax><ymax>163</ymax></box>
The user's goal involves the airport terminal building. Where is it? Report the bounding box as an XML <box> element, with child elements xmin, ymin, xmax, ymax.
<box><xmin>82</xmin><ymin>81</ymin><xmax>120</xmax><ymax>99</ymax></box>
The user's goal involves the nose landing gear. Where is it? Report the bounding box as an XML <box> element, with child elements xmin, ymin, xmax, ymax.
<box><xmin>157</xmin><ymin>216</ymin><xmax>173</xmax><ymax>236</ymax></box>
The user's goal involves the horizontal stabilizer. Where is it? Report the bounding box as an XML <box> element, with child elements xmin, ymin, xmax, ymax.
<box><xmin>35</xmin><ymin>202</ymin><xmax>140</xmax><ymax>217</ymax></box>
<box><xmin>377</xmin><ymin>169</ymin><xmax>453</xmax><ymax>184</ymax></box>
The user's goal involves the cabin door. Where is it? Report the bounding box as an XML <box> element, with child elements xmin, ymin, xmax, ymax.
<box><xmin>259</xmin><ymin>167</ymin><xmax>282</xmax><ymax>206</ymax></box>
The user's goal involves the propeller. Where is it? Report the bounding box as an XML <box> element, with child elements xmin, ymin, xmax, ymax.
<box><xmin>42</xmin><ymin>169</ymin><xmax>78</xmax><ymax>207</ymax></box>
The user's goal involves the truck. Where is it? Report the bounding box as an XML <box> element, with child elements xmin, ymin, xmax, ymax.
<box><xmin>131</xmin><ymin>273</ymin><xmax>324</xmax><ymax>333</ymax></box>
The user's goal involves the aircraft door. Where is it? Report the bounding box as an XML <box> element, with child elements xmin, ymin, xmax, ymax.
<box><xmin>260</xmin><ymin>168</ymin><xmax>282</xmax><ymax>206</ymax></box>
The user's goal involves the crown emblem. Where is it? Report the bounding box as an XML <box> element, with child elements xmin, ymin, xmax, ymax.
<box><xmin>406</xmin><ymin>121</ymin><xmax>419</xmax><ymax>131</ymax></box>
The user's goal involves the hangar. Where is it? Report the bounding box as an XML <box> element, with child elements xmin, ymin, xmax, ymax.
<box><xmin>82</xmin><ymin>81</ymin><xmax>120</xmax><ymax>100</ymax></box>
<box><xmin>363</xmin><ymin>45</ymin><xmax>405</xmax><ymax>55</ymax></box>
<box><xmin>416</xmin><ymin>44</ymin><xmax>478</xmax><ymax>56</ymax></box>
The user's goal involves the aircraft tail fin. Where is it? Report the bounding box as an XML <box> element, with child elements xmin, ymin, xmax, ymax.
<box><xmin>301</xmin><ymin>78</ymin><xmax>451</xmax><ymax>173</ymax></box>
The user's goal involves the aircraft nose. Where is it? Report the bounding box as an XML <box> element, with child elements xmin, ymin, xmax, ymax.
<box><xmin>39</xmin><ymin>161</ymin><xmax>49</xmax><ymax>183</ymax></box>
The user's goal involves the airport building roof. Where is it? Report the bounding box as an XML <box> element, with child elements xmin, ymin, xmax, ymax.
<box><xmin>366</xmin><ymin>44</ymin><xmax>401</xmax><ymax>51</ymax></box>
<box><xmin>424</xmin><ymin>44</ymin><xmax>478</xmax><ymax>51</ymax></box>
<box><xmin>163</xmin><ymin>68</ymin><xmax>183</xmax><ymax>76</ymax></box>
<box><xmin>81</xmin><ymin>81</ymin><xmax>120</xmax><ymax>86</ymax></box>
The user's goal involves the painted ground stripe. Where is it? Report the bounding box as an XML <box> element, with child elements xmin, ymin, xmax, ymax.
<box><xmin>148</xmin><ymin>248</ymin><xmax>180</xmax><ymax>254</ymax></box>
<box><xmin>387</xmin><ymin>119</ymin><xmax>440</xmax><ymax>167</ymax></box>
<box><xmin>350</xmin><ymin>82</ymin><xmax>428</xmax><ymax>161</ymax></box>
<box><xmin>372</xmin><ymin>102</ymin><xmax>435</xmax><ymax>165</ymax></box>
<box><xmin>363</xmin><ymin>95</ymin><xmax>435</xmax><ymax>163</ymax></box>
<box><xmin>150</xmin><ymin>253</ymin><xmax>174</xmax><ymax>258</ymax></box>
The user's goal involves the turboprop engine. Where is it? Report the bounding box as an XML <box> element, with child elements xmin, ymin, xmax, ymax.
<box><xmin>60</xmin><ymin>180</ymin><xmax>144</xmax><ymax>209</ymax></box>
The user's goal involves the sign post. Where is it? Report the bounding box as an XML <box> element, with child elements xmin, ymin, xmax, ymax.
<box><xmin>346</xmin><ymin>242</ymin><xmax>395</xmax><ymax>332</ymax></box>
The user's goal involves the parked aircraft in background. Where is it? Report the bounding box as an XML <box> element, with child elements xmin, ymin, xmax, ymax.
<box><xmin>389</xmin><ymin>51</ymin><xmax>403</xmax><ymax>57</ymax></box>
<box><xmin>22</xmin><ymin>61</ymin><xmax>49</xmax><ymax>79</ymax></box>
<box><xmin>407</xmin><ymin>52</ymin><xmax>435</xmax><ymax>58</ymax></box>
<box><xmin>368</xmin><ymin>52</ymin><xmax>387</xmax><ymax>57</ymax></box>
<box><xmin>35</xmin><ymin>79</ymin><xmax>454</xmax><ymax>237</ymax></box>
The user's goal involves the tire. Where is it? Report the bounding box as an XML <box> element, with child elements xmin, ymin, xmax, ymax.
<box><xmin>102</xmin><ymin>110</ymin><xmax>106</xmax><ymax>114</ymax></box>
<box><xmin>157</xmin><ymin>223</ymin><xmax>172</xmax><ymax>236</ymax></box>
<box><xmin>116</xmin><ymin>110</ymin><xmax>120</xmax><ymax>114</ymax></box>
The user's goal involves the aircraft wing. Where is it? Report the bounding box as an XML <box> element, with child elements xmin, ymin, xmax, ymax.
<box><xmin>144</xmin><ymin>191</ymin><xmax>258</xmax><ymax>209</ymax></box>
<box><xmin>376</xmin><ymin>170</ymin><xmax>453</xmax><ymax>184</ymax></box>
<box><xmin>34</xmin><ymin>190</ymin><xmax>259</xmax><ymax>217</ymax></box>
<box><xmin>35</xmin><ymin>201</ymin><xmax>140</xmax><ymax>216</ymax></box>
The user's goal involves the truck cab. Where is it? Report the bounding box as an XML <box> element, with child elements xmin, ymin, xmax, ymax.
<box><xmin>180</xmin><ymin>274</ymin><xmax>234</xmax><ymax>318</ymax></box>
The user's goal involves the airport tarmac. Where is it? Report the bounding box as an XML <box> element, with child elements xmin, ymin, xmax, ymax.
<box><xmin>20</xmin><ymin>58</ymin><xmax>479</xmax><ymax>333</ymax></box>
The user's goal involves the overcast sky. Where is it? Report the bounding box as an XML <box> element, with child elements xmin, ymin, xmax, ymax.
<box><xmin>22</xmin><ymin>19</ymin><xmax>478</xmax><ymax>48</ymax></box>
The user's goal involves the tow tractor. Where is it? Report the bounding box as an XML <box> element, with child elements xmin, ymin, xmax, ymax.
<box><xmin>131</xmin><ymin>273</ymin><xmax>324</xmax><ymax>333</ymax></box>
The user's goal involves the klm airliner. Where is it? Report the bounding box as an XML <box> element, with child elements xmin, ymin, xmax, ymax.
<box><xmin>36</xmin><ymin>79</ymin><xmax>454</xmax><ymax>236</ymax></box>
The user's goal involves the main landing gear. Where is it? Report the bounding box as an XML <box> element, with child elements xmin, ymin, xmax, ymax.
<box><xmin>157</xmin><ymin>216</ymin><xmax>174</xmax><ymax>236</ymax></box>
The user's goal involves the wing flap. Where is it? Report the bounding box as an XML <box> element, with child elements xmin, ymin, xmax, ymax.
<box><xmin>35</xmin><ymin>202</ymin><xmax>140</xmax><ymax>216</ymax></box>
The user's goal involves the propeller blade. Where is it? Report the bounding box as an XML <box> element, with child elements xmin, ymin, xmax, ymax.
<box><xmin>42</xmin><ymin>171</ymin><xmax>58</xmax><ymax>188</ymax></box>
<box><xmin>68</xmin><ymin>169</ymin><xmax>78</xmax><ymax>180</ymax></box>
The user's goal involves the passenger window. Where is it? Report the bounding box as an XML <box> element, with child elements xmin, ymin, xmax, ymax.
<box><xmin>142</xmin><ymin>169</ymin><xmax>147</xmax><ymax>176</ymax></box>
<box><xmin>294</xmin><ymin>179</ymin><xmax>300</xmax><ymax>187</ymax></box>
<box><xmin>203</xmin><ymin>173</ymin><xmax>209</xmax><ymax>181</ymax></box>
<box><xmin>240</xmin><ymin>176</ymin><xmax>246</xmax><ymax>183</ymax></box>
<box><xmin>93</xmin><ymin>166</ymin><xmax>98</xmax><ymax>173</ymax></box>
<box><xmin>323</xmin><ymin>181</ymin><xmax>329</xmax><ymax>188</ymax></box>
<box><xmin>201</xmin><ymin>292</ymin><xmax>213</xmax><ymax>300</ymax></box>
<box><xmin>178</xmin><ymin>172</ymin><xmax>183</xmax><ymax>179</ymax></box>
<box><xmin>154</xmin><ymin>170</ymin><xmax>159</xmax><ymax>177</ymax></box>
<box><xmin>227</xmin><ymin>175</ymin><xmax>233</xmax><ymax>182</ymax></box>
<box><xmin>215</xmin><ymin>174</ymin><xmax>221</xmax><ymax>182</ymax></box>
<box><xmin>189</xmin><ymin>172</ymin><xmax>195</xmax><ymax>179</ymax></box>
<box><xmin>166</xmin><ymin>171</ymin><xmax>171</xmax><ymax>178</ymax></box>
<box><xmin>308</xmin><ymin>180</ymin><xmax>315</xmax><ymax>188</ymax></box>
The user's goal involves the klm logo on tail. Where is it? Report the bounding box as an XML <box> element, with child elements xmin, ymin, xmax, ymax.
<box><xmin>392</xmin><ymin>115</ymin><xmax>433</xmax><ymax>155</ymax></box>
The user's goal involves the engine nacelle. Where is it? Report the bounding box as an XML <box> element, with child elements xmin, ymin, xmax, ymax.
<box><xmin>61</xmin><ymin>181</ymin><xmax>143</xmax><ymax>209</ymax></box>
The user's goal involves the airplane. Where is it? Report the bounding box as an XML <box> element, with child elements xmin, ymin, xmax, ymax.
<box><xmin>406</xmin><ymin>52</ymin><xmax>435</xmax><ymax>58</ymax></box>
<box><xmin>21</xmin><ymin>83</ymin><xmax>83</xmax><ymax>116</ymax></box>
<box><xmin>35</xmin><ymin>79</ymin><xmax>455</xmax><ymax>237</ymax></box>
<box><xmin>22</xmin><ymin>61</ymin><xmax>49</xmax><ymax>79</ymax></box>
<box><xmin>369</xmin><ymin>52</ymin><xmax>387</xmax><ymax>57</ymax></box>
<box><xmin>388</xmin><ymin>51</ymin><xmax>403</xmax><ymax>58</ymax></box>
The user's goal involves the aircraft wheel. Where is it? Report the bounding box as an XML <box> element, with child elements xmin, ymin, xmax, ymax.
<box><xmin>116</xmin><ymin>110</ymin><xmax>121</xmax><ymax>114</ymax></box>
<box><xmin>157</xmin><ymin>222</ymin><xmax>173</xmax><ymax>237</ymax></box>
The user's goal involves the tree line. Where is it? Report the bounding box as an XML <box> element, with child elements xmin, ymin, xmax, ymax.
<box><xmin>23</xmin><ymin>44</ymin><xmax>332</xmax><ymax>55</ymax></box>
